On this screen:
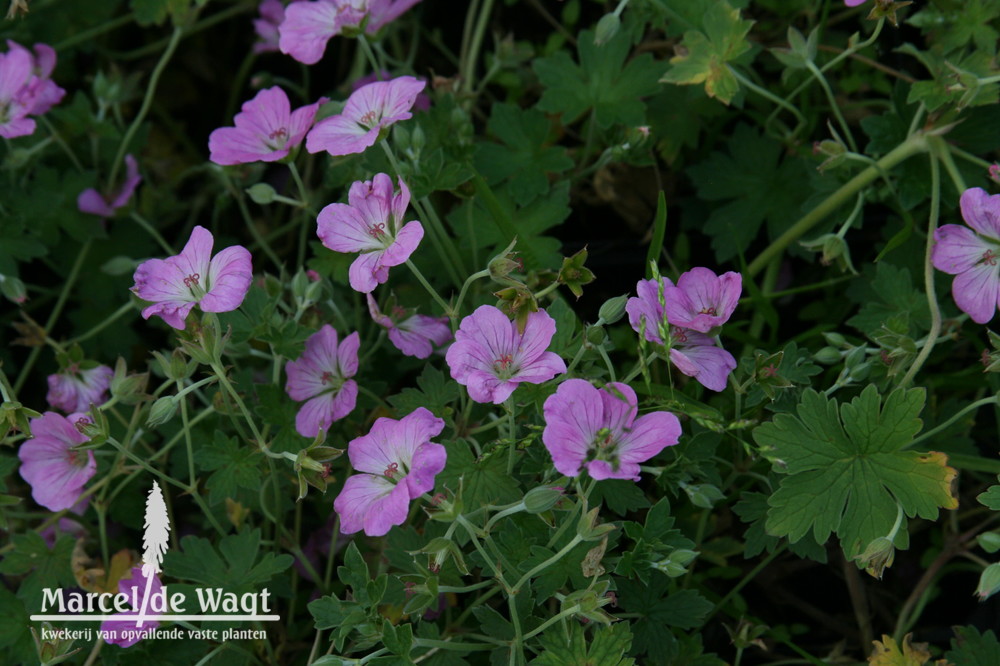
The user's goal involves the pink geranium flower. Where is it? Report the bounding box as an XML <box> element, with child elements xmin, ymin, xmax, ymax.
<box><xmin>317</xmin><ymin>173</ymin><xmax>423</xmax><ymax>293</ymax></box>
<box><xmin>663</xmin><ymin>267</ymin><xmax>742</xmax><ymax>333</ymax></box>
<box><xmin>285</xmin><ymin>325</ymin><xmax>360</xmax><ymax>437</ymax></box>
<box><xmin>353</xmin><ymin>70</ymin><xmax>430</xmax><ymax>111</ymax></box>
<box><xmin>252</xmin><ymin>0</ymin><xmax>300</xmax><ymax>54</ymax></box>
<box><xmin>543</xmin><ymin>379</ymin><xmax>681</xmax><ymax>481</ymax></box>
<box><xmin>6</xmin><ymin>40</ymin><xmax>64</xmax><ymax>116</ymax></box>
<box><xmin>333</xmin><ymin>407</ymin><xmax>445</xmax><ymax>536</ymax></box>
<box><xmin>446</xmin><ymin>305</ymin><xmax>567</xmax><ymax>404</ymax></box>
<box><xmin>366</xmin><ymin>294</ymin><xmax>451</xmax><ymax>358</ymax></box>
<box><xmin>932</xmin><ymin>187</ymin><xmax>1000</xmax><ymax>324</ymax></box>
<box><xmin>306</xmin><ymin>76</ymin><xmax>426</xmax><ymax>156</ymax></box>
<box><xmin>46</xmin><ymin>363</ymin><xmax>114</xmax><ymax>413</ymax></box>
<box><xmin>626</xmin><ymin>277</ymin><xmax>737</xmax><ymax>392</ymax></box>
<box><xmin>0</xmin><ymin>47</ymin><xmax>37</xmax><ymax>139</ymax></box>
<box><xmin>131</xmin><ymin>225</ymin><xmax>253</xmax><ymax>330</ymax></box>
<box><xmin>208</xmin><ymin>86</ymin><xmax>326</xmax><ymax>165</ymax></box>
<box><xmin>279</xmin><ymin>0</ymin><xmax>422</xmax><ymax>65</ymax></box>
<box><xmin>77</xmin><ymin>154</ymin><xmax>142</xmax><ymax>218</ymax></box>
<box><xmin>18</xmin><ymin>412</ymin><xmax>96</xmax><ymax>511</ymax></box>
<box><xmin>844</xmin><ymin>0</ymin><xmax>866</xmax><ymax>6</ymax></box>
<box><xmin>100</xmin><ymin>567</ymin><xmax>161</xmax><ymax>648</ymax></box>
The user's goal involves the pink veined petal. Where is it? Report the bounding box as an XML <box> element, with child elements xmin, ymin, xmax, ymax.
<box><xmin>952</xmin><ymin>260</ymin><xmax>1000</xmax><ymax>324</ymax></box>
<box><xmin>209</xmin><ymin>126</ymin><xmax>285</xmax><ymax>165</ymax></box>
<box><xmin>401</xmin><ymin>315</ymin><xmax>451</xmax><ymax>346</ymax></box>
<box><xmin>317</xmin><ymin>202</ymin><xmax>386</xmax><ymax>253</ymax></box>
<box><xmin>456</xmin><ymin>305</ymin><xmax>517</xmax><ymax>362</ymax></box>
<box><xmin>306</xmin><ymin>114</ymin><xmax>380</xmax><ymax>155</ymax></box>
<box><xmin>240</xmin><ymin>87</ymin><xmax>291</xmax><ymax>137</ymax></box>
<box><xmin>380</xmin><ymin>220</ymin><xmax>423</xmax><ymax>266</ymax></box>
<box><xmin>337</xmin><ymin>331</ymin><xmax>360</xmax><ymax>378</ymax></box>
<box><xmin>599</xmin><ymin>382</ymin><xmax>638</xmax><ymax>436</ymax></box>
<box><xmin>669</xmin><ymin>344</ymin><xmax>736</xmax><ymax>392</ymax></box>
<box><xmin>173</xmin><ymin>225</ymin><xmax>214</xmax><ymax>281</ymax></box>
<box><xmin>389</xmin><ymin>327</ymin><xmax>433</xmax><ymax>358</ymax></box>
<box><xmin>391</xmin><ymin>176</ymin><xmax>411</xmax><ymax>230</ymax></box>
<box><xmin>366</xmin><ymin>293</ymin><xmax>395</xmax><ymax>330</ymax></box>
<box><xmin>108</xmin><ymin>154</ymin><xmax>142</xmax><ymax>210</ymax></box>
<box><xmin>293</xmin><ymin>385</ymin><xmax>354</xmax><ymax>438</ymax></box>
<box><xmin>618</xmin><ymin>410</ymin><xmax>681</xmax><ymax>465</ymax></box>
<box><xmin>132</xmin><ymin>257</ymin><xmax>192</xmax><ymax>305</ymax></box>
<box><xmin>77</xmin><ymin>188</ymin><xmax>115</xmax><ymax>218</ymax></box>
<box><xmin>542</xmin><ymin>379</ymin><xmax>605</xmax><ymax>478</ymax></box>
<box><xmin>585</xmin><ymin>459</ymin><xmax>632</xmax><ymax>481</ymax></box>
<box><xmin>19</xmin><ymin>414</ymin><xmax>95</xmax><ymax>511</ymax></box>
<box><xmin>626</xmin><ymin>278</ymin><xmax>672</xmax><ymax>344</ymax></box>
<box><xmin>367</xmin><ymin>0</ymin><xmax>422</xmax><ymax>31</ymax></box>
<box><xmin>200</xmin><ymin>245</ymin><xmax>253</xmax><ymax>312</ymax></box>
<box><xmin>405</xmin><ymin>441</ymin><xmax>446</xmax><ymax>498</ymax></box>
<box><xmin>303</xmin><ymin>325</ymin><xmax>342</xmax><ymax>380</ymax></box>
<box><xmin>513</xmin><ymin>310</ymin><xmax>558</xmax><ymax>364</ymax></box>
<box><xmin>348</xmin><ymin>249</ymin><xmax>388</xmax><ymax>293</ymax></box>
<box><xmin>141</xmin><ymin>300</ymin><xmax>197</xmax><ymax>330</ymax></box>
<box><xmin>0</xmin><ymin>116</ymin><xmax>35</xmax><ymax>139</ymax></box>
<box><xmin>932</xmin><ymin>225</ymin><xmax>993</xmax><ymax>275</ymax></box>
<box><xmin>287</xmin><ymin>96</ymin><xmax>327</xmax><ymax>146</ymax></box>
<box><xmin>349</xmin><ymin>416</ymin><xmax>403</xmax><ymax>475</ymax></box>
<box><xmin>329</xmin><ymin>378</ymin><xmax>359</xmax><ymax>421</ymax></box>
<box><xmin>334</xmin><ymin>473</ymin><xmax>410</xmax><ymax>536</ymax></box>
<box><xmin>354</xmin><ymin>76</ymin><xmax>426</xmax><ymax>126</ymax></box>
<box><xmin>510</xmin><ymin>352</ymin><xmax>566</xmax><ymax>385</ymax></box>
<box><xmin>444</xmin><ymin>339</ymin><xmax>487</xmax><ymax>384</ymax></box>
<box><xmin>960</xmin><ymin>187</ymin><xmax>1000</xmax><ymax>240</ymax></box>
<box><xmin>465</xmin><ymin>370</ymin><xmax>516</xmax><ymax>404</ymax></box>
<box><xmin>0</xmin><ymin>48</ymin><xmax>32</xmax><ymax>103</ymax></box>
<box><xmin>278</xmin><ymin>0</ymin><xmax>340</xmax><ymax>65</ymax></box>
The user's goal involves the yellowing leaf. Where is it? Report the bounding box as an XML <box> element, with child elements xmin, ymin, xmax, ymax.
<box><xmin>869</xmin><ymin>633</ymin><xmax>952</xmax><ymax>666</ymax></box>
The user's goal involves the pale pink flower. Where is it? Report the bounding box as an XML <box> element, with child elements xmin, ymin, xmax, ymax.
<box><xmin>18</xmin><ymin>412</ymin><xmax>95</xmax><ymax>511</ymax></box>
<box><xmin>626</xmin><ymin>277</ymin><xmax>737</xmax><ymax>392</ymax></box>
<box><xmin>932</xmin><ymin>187</ymin><xmax>1000</xmax><ymax>324</ymax></box>
<box><xmin>131</xmin><ymin>225</ymin><xmax>253</xmax><ymax>330</ymax></box>
<box><xmin>77</xmin><ymin>154</ymin><xmax>142</xmax><ymax>218</ymax></box>
<box><xmin>316</xmin><ymin>173</ymin><xmax>423</xmax><ymax>293</ymax></box>
<box><xmin>543</xmin><ymin>379</ymin><xmax>681</xmax><ymax>481</ymax></box>
<box><xmin>446</xmin><ymin>305</ymin><xmax>567</xmax><ymax>404</ymax></box>
<box><xmin>367</xmin><ymin>294</ymin><xmax>451</xmax><ymax>358</ymax></box>
<box><xmin>209</xmin><ymin>86</ymin><xmax>326</xmax><ymax>165</ymax></box>
<box><xmin>279</xmin><ymin>0</ymin><xmax>422</xmax><ymax>65</ymax></box>
<box><xmin>285</xmin><ymin>325</ymin><xmax>360</xmax><ymax>437</ymax></box>
<box><xmin>334</xmin><ymin>407</ymin><xmax>445</xmax><ymax>536</ymax></box>
<box><xmin>306</xmin><ymin>76</ymin><xmax>426</xmax><ymax>156</ymax></box>
<box><xmin>46</xmin><ymin>363</ymin><xmax>114</xmax><ymax>413</ymax></box>
<box><xmin>6</xmin><ymin>40</ymin><xmax>64</xmax><ymax>115</ymax></box>
<box><xmin>662</xmin><ymin>267</ymin><xmax>742</xmax><ymax>333</ymax></box>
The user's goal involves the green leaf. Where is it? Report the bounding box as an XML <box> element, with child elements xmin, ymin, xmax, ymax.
<box><xmin>163</xmin><ymin>528</ymin><xmax>292</xmax><ymax>591</ymax></box>
<box><xmin>754</xmin><ymin>386</ymin><xmax>958</xmax><ymax>557</ymax></box>
<box><xmin>847</xmin><ymin>263</ymin><xmax>930</xmax><ymax>336</ymax></box>
<box><xmin>660</xmin><ymin>1</ymin><xmax>754</xmax><ymax>105</ymax></box>
<box><xmin>475</xmin><ymin>104</ymin><xmax>573</xmax><ymax>206</ymax></box>
<box><xmin>945</xmin><ymin>626</ymin><xmax>1000</xmax><ymax>665</ymax></box>
<box><xmin>472</xmin><ymin>606</ymin><xmax>515</xmax><ymax>642</ymax></box>
<box><xmin>686</xmin><ymin>124</ymin><xmax>809</xmax><ymax>262</ymax></box>
<box><xmin>0</xmin><ymin>534</ymin><xmax>76</xmax><ymax>609</ymax></box>
<box><xmin>196</xmin><ymin>431</ymin><xmax>263</xmax><ymax>505</ymax></box>
<box><xmin>978</xmin><ymin>479</ymin><xmax>1000</xmax><ymax>510</ymax></box>
<box><xmin>592</xmin><ymin>479</ymin><xmax>650</xmax><ymax>516</ymax></box>
<box><xmin>617</xmin><ymin>577</ymin><xmax>712</xmax><ymax>642</ymax></box>
<box><xmin>908</xmin><ymin>0</ymin><xmax>1000</xmax><ymax>55</ymax></box>
<box><xmin>530</xmin><ymin>623</ymin><xmax>635</xmax><ymax>666</ymax></box>
<box><xmin>0</xmin><ymin>586</ymin><xmax>33</xmax><ymax>664</ymax></box>
<box><xmin>534</xmin><ymin>29</ymin><xmax>665</xmax><ymax>128</ymax></box>
<box><xmin>387</xmin><ymin>366</ymin><xmax>461</xmax><ymax>418</ymax></box>
<box><xmin>438</xmin><ymin>440</ymin><xmax>520</xmax><ymax>511</ymax></box>
<box><xmin>130</xmin><ymin>0</ymin><xmax>189</xmax><ymax>26</ymax></box>
<box><xmin>382</xmin><ymin>621</ymin><xmax>414</xmax><ymax>657</ymax></box>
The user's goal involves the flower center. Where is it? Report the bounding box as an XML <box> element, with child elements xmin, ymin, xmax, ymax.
<box><xmin>587</xmin><ymin>427</ymin><xmax>620</xmax><ymax>469</ymax></box>
<box><xmin>982</xmin><ymin>249</ymin><xmax>998</xmax><ymax>266</ymax></box>
<box><xmin>266</xmin><ymin>126</ymin><xmax>288</xmax><ymax>149</ymax></box>
<box><xmin>493</xmin><ymin>353</ymin><xmax>516</xmax><ymax>379</ymax></box>
<box><xmin>183</xmin><ymin>273</ymin><xmax>200</xmax><ymax>287</ymax></box>
<box><xmin>698</xmin><ymin>306</ymin><xmax>717</xmax><ymax>316</ymax></box>
<box><xmin>321</xmin><ymin>371</ymin><xmax>335</xmax><ymax>384</ymax></box>
<box><xmin>670</xmin><ymin>326</ymin><xmax>688</xmax><ymax>344</ymax></box>
<box><xmin>74</xmin><ymin>416</ymin><xmax>92</xmax><ymax>434</ymax></box>
<box><xmin>368</xmin><ymin>221</ymin><xmax>387</xmax><ymax>239</ymax></box>
<box><xmin>66</xmin><ymin>449</ymin><xmax>83</xmax><ymax>467</ymax></box>
<box><xmin>359</xmin><ymin>109</ymin><xmax>379</xmax><ymax>128</ymax></box>
<box><xmin>384</xmin><ymin>462</ymin><xmax>399</xmax><ymax>478</ymax></box>
<box><xmin>391</xmin><ymin>305</ymin><xmax>406</xmax><ymax>319</ymax></box>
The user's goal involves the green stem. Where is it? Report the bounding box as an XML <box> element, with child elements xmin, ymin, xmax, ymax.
<box><xmin>131</xmin><ymin>212</ymin><xmax>175</xmax><ymax>255</ymax></box>
<box><xmin>405</xmin><ymin>259</ymin><xmax>452</xmax><ymax>314</ymax></box>
<box><xmin>108</xmin><ymin>26</ymin><xmax>184</xmax><ymax>189</ymax></box>
<box><xmin>747</xmin><ymin>133</ymin><xmax>928</xmax><ymax>276</ymax></box>
<box><xmin>505</xmin><ymin>398</ymin><xmax>517</xmax><ymax>475</ymax></box>
<box><xmin>805</xmin><ymin>60</ymin><xmax>858</xmax><ymax>153</ymax></box>
<box><xmin>413</xmin><ymin>638</ymin><xmax>495</xmax><ymax>652</ymax></box>
<box><xmin>729</xmin><ymin>66</ymin><xmax>807</xmax><ymax>135</ymax></box>
<box><xmin>522</xmin><ymin>604</ymin><xmax>581</xmax><ymax>641</ymax></box>
<box><xmin>462</xmin><ymin>0</ymin><xmax>496</xmax><ymax>94</ymax></box>
<box><xmin>936</xmin><ymin>137</ymin><xmax>968</xmax><ymax>194</ymax></box>
<box><xmin>67</xmin><ymin>302</ymin><xmax>134</xmax><ymax>345</ymax></box>
<box><xmin>512</xmin><ymin>534</ymin><xmax>584</xmax><ymax>594</ymax></box>
<box><xmin>899</xmin><ymin>146</ymin><xmax>942</xmax><ymax>388</ymax></box>
<box><xmin>906</xmin><ymin>396</ymin><xmax>1000</xmax><ymax>450</ymax></box>
<box><xmin>704</xmin><ymin>543</ymin><xmax>786</xmax><ymax>622</ymax></box>
<box><xmin>54</xmin><ymin>12</ymin><xmax>135</xmax><ymax>51</ymax></box>
<box><xmin>454</xmin><ymin>269</ymin><xmax>490</xmax><ymax>318</ymax></box>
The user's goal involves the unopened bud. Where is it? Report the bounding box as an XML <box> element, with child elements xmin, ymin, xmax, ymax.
<box><xmin>598</xmin><ymin>294</ymin><xmax>629</xmax><ymax>325</ymax></box>
<box><xmin>0</xmin><ymin>275</ymin><xmax>27</xmax><ymax>304</ymax></box>
<box><xmin>594</xmin><ymin>13</ymin><xmax>621</xmax><ymax>46</ymax></box>
<box><xmin>976</xmin><ymin>562</ymin><xmax>1000</xmax><ymax>601</ymax></box>
<box><xmin>147</xmin><ymin>396</ymin><xmax>178</xmax><ymax>427</ymax></box>
<box><xmin>523</xmin><ymin>486</ymin><xmax>563</xmax><ymax>514</ymax></box>
<box><xmin>814</xmin><ymin>346</ymin><xmax>842</xmax><ymax>365</ymax></box>
<box><xmin>854</xmin><ymin>536</ymin><xmax>895</xmax><ymax>579</ymax></box>
<box><xmin>246</xmin><ymin>183</ymin><xmax>276</xmax><ymax>204</ymax></box>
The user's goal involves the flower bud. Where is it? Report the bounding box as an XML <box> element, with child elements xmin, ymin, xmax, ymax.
<box><xmin>594</xmin><ymin>13</ymin><xmax>621</xmax><ymax>46</ymax></box>
<box><xmin>682</xmin><ymin>483</ymin><xmax>724</xmax><ymax>509</ymax></box>
<box><xmin>586</xmin><ymin>325</ymin><xmax>606</xmax><ymax>346</ymax></box>
<box><xmin>523</xmin><ymin>486</ymin><xmax>564</xmax><ymax>513</ymax></box>
<box><xmin>854</xmin><ymin>536</ymin><xmax>895</xmax><ymax>579</ymax></box>
<box><xmin>814</xmin><ymin>346</ymin><xmax>842</xmax><ymax>365</ymax></box>
<box><xmin>147</xmin><ymin>396</ymin><xmax>178</xmax><ymax>427</ymax></box>
<box><xmin>392</xmin><ymin>124</ymin><xmax>411</xmax><ymax>153</ymax></box>
<box><xmin>977</xmin><ymin>562</ymin><xmax>1000</xmax><ymax>601</ymax></box>
<box><xmin>110</xmin><ymin>357</ymin><xmax>149</xmax><ymax>406</ymax></box>
<box><xmin>598</xmin><ymin>294</ymin><xmax>629</xmax><ymax>325</ymax></box>
<box><xmin>101</xmin><ymin>256</ymin><xmax>139</xmax><ymax>277</ymax></box>
<box><xmin>822</xmin><ymin>331</ymin><xmax>847</xmax><ymax>347</ymax></box>
<box><xmin>0</xmin><ymin>275</ymin><xmax>27</xmax><ymax>304</ymax></box>
<box><xmin>246</xmin><ymin>183</ymin><xmax>276</xmax><ymax>204</ymax></box>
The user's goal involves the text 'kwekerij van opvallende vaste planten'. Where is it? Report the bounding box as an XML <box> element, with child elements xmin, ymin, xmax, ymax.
<box><xmin>4</xmin><ymin>0</ymin><xmax>1000</xmax><ymax>664</ymax></box>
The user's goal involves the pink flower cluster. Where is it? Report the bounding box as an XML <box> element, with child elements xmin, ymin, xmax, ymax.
<box><xmin>0</xmin><ymin>40</ymin><xmax>65</xmax><ymax>139</ymax></box>
<box><xmin>626</xmin><ymin>268</ymin><xmax>741</xmax><ymax>392</ymax></box>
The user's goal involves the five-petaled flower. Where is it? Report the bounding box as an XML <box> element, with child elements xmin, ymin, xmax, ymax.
<box><xmin>77</xmin><ymin>154</ymin><xmax>143</xmax><ymax>219</ymax></box>
<box><xmin>446</xmin><ymin>305</ymin><xmax>567</xmax><ymax>404</ymax></box>
<box><xmin>18</xmin><ymin>412</ymin><xmax>96</xmax><ymax>511</ymax></box>
<box><xmin>932</xmin><ymin>187</ymin><xmax>1000</xmax><ymax>324</ymax></box>
<box><xmin>46</xmin><ymin>363</ymin><xmax>114</xmax><ymax>413</ymax></box>
<box><xmin>285</xmin><ymin>325</ymin><xmax>360</xmax><ymax>437</ymax></box>
<box><xmin>306</xmin><ymin>76</ymin><xmax>425</xmax><ymax>156</ymax></box>
<box><xmin>543</xmin><ymin>379</ymin><xmax>681</xmax><ymax>481</ymax></box>
<box><xmin>662</xmin><ymin>267</ymin><xmax>742</xmax><ymax>333</ymax></box>
<box><xmin>100</xmin><ymin>567</ymin><xmax>162</xmax><ymax>648</ymax></box>
<box><xmin>333</xmin><ymin>407</ymin><xmax>445</xmax><ymax>536</ymax></box>
<box><xmin>131</xmin><ymin>225</ymin><xmax>253</xmax><ymax>330</ymax></box>
<box><xmin>317</xmin><ymin>173</ymin><xmax>423</xmax><ymax>293</ymax></box>
<box><xmin>626</xmin><ymin>277</ymin><xmax>737</xmax><ymax>392</ymax></box>
<box><xmin>209</xmin><ymin>86</ymin><xmax>326</xmax><ymax>165</ymax></box>
<box><xmin>279</xmin><ymin>0</ymin><xmax>422</xmax><ymax>65</ymax></box>
<box><xmin>367</xmin><ymin>293</ymin><xmax>451</xmax><ymax>358</ymax></box>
